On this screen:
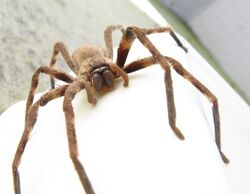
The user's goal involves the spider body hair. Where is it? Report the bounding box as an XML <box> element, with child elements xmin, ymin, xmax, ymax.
<box><xmin>72</xmin><ymin>44</ymin><xmax>116</xmax><ymax>92</ymax></box>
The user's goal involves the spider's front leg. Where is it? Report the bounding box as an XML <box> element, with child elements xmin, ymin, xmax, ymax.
<box><xmin>164</xmin><ymin>56</ymin><xmax>230</xmax><ymax>163</ymax></box>
<box><xmin>122</xmin><ymin>26</ymin><xmax>229</xmax><ymax>163</ymax></box>
<box><xmin>121</xmin><ymin>27</ymin><xmax>185</xmax><ymax>140</ymax></box>
<box><xmin>123</xmin><ymin>56</ymin><xmax>184</xmax><ymax>140</ymax></box>
<box><xmin>25</xmin><ymin>66</ymin><xmax>75</xmax><ymax>121</ymax></box>
<box><xmin>164</xmin><ymin>65</ymin><xmax>185</xmax><ymax>140</ymax></box>
<box><xmin>116</xmin><ymin>25</ymin><xmax>187</xmax><ymax>69</ymax></box>
<box><xmin>142</xmin><ymin>27</ymin><xmax>188</xmax><ymax>53</ymax></box>
<box><xmin>12</xmin><ymin>85</ymin><xmax>69</xmax><ymax>194</ymax></box>
<box><xmin>63</xmin><ymin>79</ymin><xmax>96</xmax><ymax>194</ymax></box>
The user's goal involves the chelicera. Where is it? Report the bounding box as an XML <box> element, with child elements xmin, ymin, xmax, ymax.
<box><xmin>91</xmin><ymin>63</ymin><xmax>115</xmax><ymax>90</ymax></box>
<box><xmin>12</xmin><ymin>25</ymin><xmax>229</xmax><ymax>194</ymax></box>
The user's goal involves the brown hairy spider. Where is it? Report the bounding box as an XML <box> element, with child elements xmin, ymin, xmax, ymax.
<box><xmin>12</xmin><ymin>25</ymin><xmax>229</xmax><ymax>194</ymax></box>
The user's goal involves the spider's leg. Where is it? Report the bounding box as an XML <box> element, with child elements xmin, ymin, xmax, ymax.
<box><xmin>104</xmin><ymin>25</ymin><xmax>124</xmax><ymax>59</ymax></box>
<box><xmin>110</xmin><ymin>63</ymin><xmax>129</xmax><ymax>87</ymax></box>
<box><xmin>124</xmin><ymin>55</ymin><xmax>229</xmax><ymax>163</ymax></box>
<box><xmin>25</xmin><ymin>66</ymin><xmax>75</xmax><ymax>121</ymax></box>
<box><xmin>116</xmin><ymin>27</ymin><xmax>136</xmax><ymax>68</ymax></box>
<box><xmin>164</xmin><ymin>65</ymin><xmax>185</xmax><ymax>139</ymax></box>
<box><xmin>49</xmin><ymin>42</ymin><xmax>79</xmax><ymax>88</ymax></box>
<box><xmin>12</xmin><ymin>85</ymin><xmax>68</xmax><ymax>194</ymax></box>
<box><xmin>165</xmin><ymin>56</ymin><xmax>229</xmax><ymax>164</ymax></box>
<box><xmin>123</xmin><ymin>56</ymin><xmax>184</xmax><ymax>139</ymax></box>
<box><xmin>142</xmin><ymin>27</ymin><xmax>188</xmax><ymax>53</ymax></box>
<box><xmin>84</xmin><ymin>80</ymin><xmax>97</xmax><ymax>104</ymax></box>
<box><xmin>122</xmin><ymin>26</ymin><xmax>229</xmax><ymax>164</ymax></box>
<box><xmin>121</xmin><ymin>27</ymin><xmax>187</xmax><ymax>139</ymax></box>
<box><xmin>116</xmin><ymin>26</ymin><xmax>187</xmax><ymax>68</ymax></box>
<box><xmin>63</xmin><ymin>80</ymin><xmax>96</xmax><ymax>194</ymax></box>
<box><xmin>123</xmin><ymin>56</ymin><xmax>156</xmax><ymax>73</ymax></box>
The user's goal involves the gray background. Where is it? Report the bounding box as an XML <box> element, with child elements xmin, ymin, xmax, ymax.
<box><xmin>0</xmin><ymin>0</ymin><xmax>156</xmax><ymax>113</ymax></box>
<box><xmin>160</xmin><ymin>0</ymin><xmax>250</xmax><ymax>100</ymax></box>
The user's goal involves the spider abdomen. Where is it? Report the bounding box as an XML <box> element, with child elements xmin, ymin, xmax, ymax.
<box><xmin>72</xmin><ymin>44</ymin><xmax>105</xmax><ymax>66</ymax></box>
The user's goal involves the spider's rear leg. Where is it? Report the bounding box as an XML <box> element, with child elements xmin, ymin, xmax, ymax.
<box><xmin>116</xmin><ymin>26</ymin><xmax>187</xmax><ymax>68</ymax></box>
<box><xmin>49</xmin><ymin>42</ymin><xmax>80</xmax><ymax>88</ymax></box>
<box><xmin>13</xmin><ymin>85</ymin><xmax>68</xmax><ymax>194</ymax></box>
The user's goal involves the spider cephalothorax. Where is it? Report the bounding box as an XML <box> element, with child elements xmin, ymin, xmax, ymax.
<box><xmin>13</xmin><ymin>25</ymin><xmax>229</xmax><ymax>194</ymax></box>
<box><xmin>72</xmin><ymin>45</ymin><xmax>125</xmax><ymax>92</ymax></box>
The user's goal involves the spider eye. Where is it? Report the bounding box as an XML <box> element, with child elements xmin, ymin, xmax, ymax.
<box><xmin>92</xmin><ymin>73</ymin><xmax>103</xmax><ymax>91</ymax></box>
<box><xmin>103</xmin><ymin>70</ymin><xmax>114</xmax><ymax>88</ymax></box>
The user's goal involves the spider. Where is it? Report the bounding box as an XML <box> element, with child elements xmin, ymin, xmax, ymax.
<box><xmin>12</xmin><ymin>25</ymin><xmax>229</xmax><ymax>194</ymax></box>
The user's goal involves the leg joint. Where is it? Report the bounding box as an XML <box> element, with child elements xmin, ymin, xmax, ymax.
<box><xmin>12</xmin><ymin>162</ymin><xmax>18</xmax><ymax>170</ymax></box>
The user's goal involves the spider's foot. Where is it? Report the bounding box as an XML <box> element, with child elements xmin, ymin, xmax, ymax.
<box><xmin>220</xmin><ymin>151</ymin><xmax>230</xmax><ymax>164</ymax></box>
<box><xmin>182</xmin><ymin>45</ymin><xmax>188</xmax><ymax>53</ymax></box>
<box><xmin>86</xmin><ymin>90</ymin><xmax>97</xmax><ymax>105</ymax></box>
<box><xmin>123</xmin><ymin>79</ymin><xmax>129</xmax><ymax>87</ymax></box>
<box><xmin>89</xmin><ymin>97</ymin><xmax>97</xmax><ymax>105</ymax></box>
<box><xmin>121</xmin><ymin>74</ymin><xmax>129</xmax><ymax>87</ymax></box>
<box><xmin>172</xmin><ymin>126</ymin><xmax>185</xmax><ymax>140</ymax></box>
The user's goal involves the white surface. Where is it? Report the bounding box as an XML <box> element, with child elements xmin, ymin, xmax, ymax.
<box><xmin>130</xmin><ymin>0</ymin><xmax>168</xmax><ymax>26</ymax></box>
<box><xmin>0</xmin><ymin>33</ymin><xmax>250</xmax><ymax>194</ymax></box>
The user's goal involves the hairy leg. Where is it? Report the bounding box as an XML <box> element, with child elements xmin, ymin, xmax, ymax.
<box><xmin>104</xmin><ymin>25</ymin><xmax>124</xmax><ymax>59</ymax></box>
<box><xmin>110</xmin><ymin>63</ymin><xmax>129</xmax><ymax>87</ymax></box>
<box><xmin>123</xmin><ymin>57</ymin><xmax>185</xmax><ymax>139</ymax></box>
<box><xmin>63</xmin><ymin>79</ymin><xmax>96</xmax><ymax>194</ymax></box>
<box><xmin>142</xmin><ymin>27</ymin><xmax>188</xmax><ymax>53</ymax></box>
<box><xmin>84</xmin><ymin>80</ymin><xmax>97</xmax><ymax>104</ymax></box>
<box><xmin>165</xmin><ymin>56</ymin><xmax>229</xmax><ymax>163</ymax></box>
<box><xmin>123</xmin><ymin>52</ymin><xmax>229</xmax><ymax>163</ymax></box>
<box><xmin>164</xmin><ymin>65</ymin><xmax>185</xmax><ymax>139</ymax></box>
<box><xmin>25</xmin><ymin>66</ymin><xmax>75</xmax><ymax>121</ymax></box>
<box><xmin>12</xmin><ymin>85</ymin><xmax>68</xmax><ymax>194</ymax></box>
<box><xmin>49</xmin><ymin>42</ymin><xmax>79</xmax><ymax>88</ymax></box>
<box><xmin>116</xmin><ymin>26</ymin><xmax>187</xmax><ymax>68</ymax></box>
<box><xmin>123</xmin><ymin>56</ymin><xmax>156</xmax><ymax>73</ymax></box>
